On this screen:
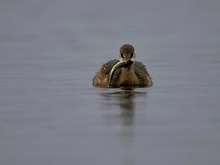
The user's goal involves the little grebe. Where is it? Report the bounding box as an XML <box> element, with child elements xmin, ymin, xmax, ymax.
<box><xmin>92</xmin><ymin>44</ymin><xmax>153</xmax><ymax>88</ymax></box>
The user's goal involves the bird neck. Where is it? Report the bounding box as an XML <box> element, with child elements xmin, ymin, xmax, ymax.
<box><xmin>120</xmin><ymin>63</ymin><xmax>139</xmax><ymax>85</ymax></box>
<box><xmin>122</xmin><ymin>63</ymin><xmax>134</xmax><ymax>73</ymax></box>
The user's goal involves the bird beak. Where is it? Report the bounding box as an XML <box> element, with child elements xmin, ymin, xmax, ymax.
<box><xmin>123</xmin><ymin>57</ymin><xmax>130</xmax><ymax>64</ymax></box>
<box><xmin>124</xmin><ymin>59</ymin><xmax>129</xmax><ymax>64</ymax></box>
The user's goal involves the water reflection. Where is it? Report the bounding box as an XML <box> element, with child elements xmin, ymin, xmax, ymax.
<box><xmin>99</xmin><ymin>88</ymin><xmax>147</xmax><ymax>165</ymax></box>
<box><xmin>100</xmin><ymin>88</ymin><xmax>147</xmax><ymax>125</ymax></box>
<box><xmin>100</xmin><ymin>87</ymin><xmax>147</xmax><ymax>106</ymax></box>
<box><xmin>100</xmin><ymin>88</ymin><xmax>147</xmax><ymax>122</ymax></box>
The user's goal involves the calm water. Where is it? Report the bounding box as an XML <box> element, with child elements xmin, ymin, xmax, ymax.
<box><xmin>1</xmin><ymin>0</ymin><xmax>220</xmax><ymax>165</ymax></box>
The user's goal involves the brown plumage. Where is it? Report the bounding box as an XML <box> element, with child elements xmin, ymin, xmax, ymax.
<box><xmin>92</xmin><ymin>44</ymin><xmax>153</xmax><ymax>88</ymax></box>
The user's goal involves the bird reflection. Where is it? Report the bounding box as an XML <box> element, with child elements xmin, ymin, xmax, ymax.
<box><xmin>116</xmin><ymin>88</ymin><xmax>136</xmax><ymax>126</ymax></box>
<box><xmin>99</xmin><ymin>88</ymin><xmax>147</xmax><ymax>165</ymax></box>
<box><xmin>100</xmin><ymin>87</ymin><xmax>147</xmax><ymax>126</ymax></box>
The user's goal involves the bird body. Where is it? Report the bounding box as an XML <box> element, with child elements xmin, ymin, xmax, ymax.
<box><xmin>92</xmin><ymin>44</ymin><xmax>153</xmax><ymax>88</ymax></box>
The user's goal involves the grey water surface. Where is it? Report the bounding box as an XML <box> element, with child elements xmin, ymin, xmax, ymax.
<box><xmin>1</xmin><ymin>0</ymin><xmax>220</xmax><ymax>165</ymax></box>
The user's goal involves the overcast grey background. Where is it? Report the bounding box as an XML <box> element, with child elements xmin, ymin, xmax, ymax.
<box><xmin>1</xmin><ymin>0</ymin><xmax>220</xmax><ymax>165</ymax></box>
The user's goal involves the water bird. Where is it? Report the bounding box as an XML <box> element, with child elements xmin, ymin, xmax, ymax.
<box><xmin>92</xmin><ymin>44</ymin><xmax>153</xmax><ymax>88</ymax></box>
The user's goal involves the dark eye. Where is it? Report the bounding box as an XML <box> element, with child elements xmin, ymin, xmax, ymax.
<box><xmin>121</xmin><ymin>54</ymin><xmax>123</xmax><ymax>58</ymax></box>
<box><xmin>130</xmin><ymin>53</ymin><xmax>133</xmax><ymax>58</ymax></box>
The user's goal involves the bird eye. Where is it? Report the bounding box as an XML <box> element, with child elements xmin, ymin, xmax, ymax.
<box><xmin>130</xmin><ymin>53</ymin><xmax>133</xmax><ymax>58</ymax></box>
<box><xmin>121</xmin><ymin>54</ymin><xmax>124</xmax><ymax>58</ymax></box>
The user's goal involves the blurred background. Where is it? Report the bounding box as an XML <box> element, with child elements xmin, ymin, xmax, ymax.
<box><xmin>0</xmin><ymin>0</ymin><xmax>220</xmax><ymax>165</ymax></box>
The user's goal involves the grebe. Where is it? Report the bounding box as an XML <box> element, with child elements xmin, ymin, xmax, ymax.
<box><xmin>92</xmin><ymin>44</ymin><xmax>153</xmax><ymax>88</ymax></box>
